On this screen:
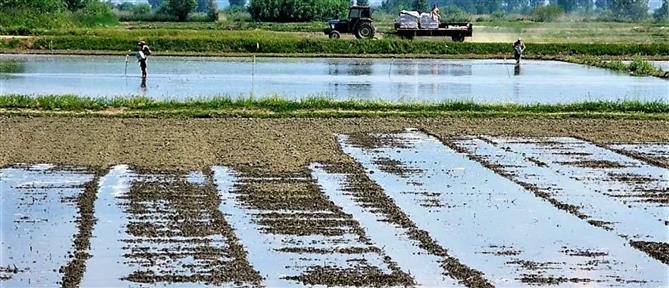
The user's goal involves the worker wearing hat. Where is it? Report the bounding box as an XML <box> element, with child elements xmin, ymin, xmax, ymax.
<box><xmin>513</xmin><ymin>38</ymin><xmax>525</xmax><ymax>64</ymax></box>
<box><xmin>131</xmin><ymin>40</ymin><xmax>152</xmax><ymax>78</ymax></box>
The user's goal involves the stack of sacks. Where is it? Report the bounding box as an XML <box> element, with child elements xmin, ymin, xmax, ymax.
<box><xmin>419</xmin><ymin>13</ymin><xmax>439</xmax><ymax>29</ymax></box>
<box><xmin>398</xmin><ymin>10</ymin><xmax>420</xmax><ymax>29</ymax></box>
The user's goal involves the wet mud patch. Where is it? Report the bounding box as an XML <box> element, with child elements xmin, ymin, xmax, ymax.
<box><xmin>121</xmin><ymin>171</ymin><xmax>260</xmax><ymax>285</ymax></box>
<box><xmin>213</xmin><ymin>166</ymin><xmax>413</xmax><ymax>287</ymax></box>
<box><xmin>608</xmin><ymin>143</ymin><xmax>669</xmax><ymax>169</ymax></box>
<box><xmin>60</xmin><ymin>168</ymin><xmax>105</xmax><ymax>288</ymax></box>
<box><xmin>372</xmin><ymin>157</ymin><xmax>424</xmax><ymax>178</ymax></box>
<box><xmin>340</xmin><ymin>131</ymin><xmax>668</xmax><ymax>287</ymax></box>
<box><xmin>346</xmin><ymin>132</ymin><xmax>417</xmax><ymax>150</ymax></box>
<box><xmin>630</xmin><ymin>241</ymin><xmax>669</xmax><ymax>265</ymax></box>
<box><xmin>80</xmin><ymin>166</ymin><xmax>260</xmax><ymax>287</ymax></box>
<box><xmin>451</xmin><ymin>136</ymin><xmax>669</xmax><ymax>264</ymax></box>
<box><xmin>0</xmin><ymin>165</ymin><xmax>95</xmax><ymax>287</ymax></box>
<box><xmin>560</xmin><ymin>160</ymin><xmax>627</xmax><ymax>169</ymax></box>
<box><xmin>316</xmin><ymin>162</ymin><xmax>490</xmax><ymax>287</ymax></box>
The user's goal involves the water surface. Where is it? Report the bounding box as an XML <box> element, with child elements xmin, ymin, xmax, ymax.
<box><xmin>1</xmin><ymin>55</ymin><xmax>667</xmax><ymax>103</ymax></box>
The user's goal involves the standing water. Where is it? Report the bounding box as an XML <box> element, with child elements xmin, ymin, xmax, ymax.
<box><xmin>0</xmin><ymin>55</ymin><xmax>667</xmax><ymax>103</ymax></box>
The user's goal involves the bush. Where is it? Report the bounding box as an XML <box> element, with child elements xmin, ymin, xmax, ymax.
<box><xmin>531</xmin><ymin>4</ymin><xmax>564</xmax><ymax>22</ymax></box>
<box><xmin>133</xmin><ymin>4</ymin><xmax>152</xmax><ymax>16</ymax></box>
<box><xmin>167</xmin><ymin>0</ymin><xmax>197</xmax><ymax>21</ymax></box>
<box><xmin>440</xmin><ymin>6</ymin><xmax>471</xmax><ymax>22</ymax></box>
<box><xmin>0</xmin><ymin>9</ymin><xmax>74</xmax><ymax>30</ymax></box>
<box><xmin>629</xmin><ymin>56</ymin><xmax>659</xmax><ymax>75</ymax></box>
<box><xmin>248</xmin><ymin>0</ymin><xmax>349</xmax><ymax>22</ymax></box>
<box><xmin>72</xmin><ymin>1</ymin><xmax>118</xmax><ymax>27</ymax></box>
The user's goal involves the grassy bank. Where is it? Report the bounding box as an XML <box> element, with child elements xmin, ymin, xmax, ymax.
<box><xmin>1</xmin><ymin>95</ymin><xmax>667</xmax><ymax>120</ymax></box>
<box><xmin>3</xmin><ymin>33</ymin><xmax>669</xmax><ymax>57</ymax></box>
<box><xmin>566</xmin><ymin>56</ymin><xmax>669</xmax><ymax>78</ymax></box>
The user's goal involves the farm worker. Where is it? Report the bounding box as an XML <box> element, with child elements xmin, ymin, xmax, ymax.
<box><xmin>127</xmin><ymin>40</ymin><xmax>152</xmax><ymax>78</ymax></box>
<box><xmin>431</xmin><ymin>5</ymin><xmax>441</xmax><ymax>21</ymax></box>
<box><xmin>513</xmin><ymin>38</ymin><xmax>525</xmax><ymax>64</ymax></box>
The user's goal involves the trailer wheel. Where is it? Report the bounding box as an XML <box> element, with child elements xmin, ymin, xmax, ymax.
<box><xmin>355</xmin><ymin>22</ymin><xmax>375</xmax><ymax>39</ymax></box>
<box><xmin>451</xmin><ymin>35</ymin><xmax>465</xmax><ymax>42</ymax></box>
<box><xmin>329</xmin><ymin>30</ymin><xmax>341</xmax><ymax>39</ymax></box>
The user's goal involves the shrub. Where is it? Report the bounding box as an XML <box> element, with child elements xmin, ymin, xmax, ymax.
<box><xmin>248</xmin><ymin>0</ymin><xmax>349</xmax><ymax>22</ymax></box>
<box><xmin>72</xmin><ymin>1</ymin><xmax>118</xmax><ymax>27</ymax></box>
<box><xmin>629</xmin><ymin>56</ymin><xmax>658</xmax><ymax>75</ymax></box>
<box><xmin>133</xmin><ymin>4</ymin><xmax>152</xmax><ymax>16</ymax></box>
<box><xmin>440</xmin><ymin>5</ymin><xmax>470</xmax><ymax>22</ymax></box>
<box><xmin>531</xmin><ymin>4</ymin><xmax>564</xmax><ymax>22</ymax></box>
<box><xmin>167</xmin><ymin>0</ymin><xmax>197</xmax><ymax>21</ymax></box>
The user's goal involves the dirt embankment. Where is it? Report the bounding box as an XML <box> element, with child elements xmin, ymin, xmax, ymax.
<box><xmin>1</xmin><ymin>117</ymin><xmax>667</xmax><ymax>171</ymax></box>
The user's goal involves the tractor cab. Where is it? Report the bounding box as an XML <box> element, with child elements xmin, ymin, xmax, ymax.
<box><xmin>324</xmin><ymin>6</ymin><xmax>375</xmax><ymax>39</ymax></box>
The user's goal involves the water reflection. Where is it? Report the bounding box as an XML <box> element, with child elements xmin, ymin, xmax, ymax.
<box><xmin>139</xmin><ymin>77</ymin><xmax>147</xmax><ymax>96</ymax></box>
<box><xmin>0</xmin><ymin>60</ymin><xmax>24</xmax><ymax>73</ymax></box>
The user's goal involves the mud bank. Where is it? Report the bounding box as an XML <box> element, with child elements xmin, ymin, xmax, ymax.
<box><xmin>1</xmin><ymin>117</ymin><xmax>668</xmax><ymax>170</ymax></box>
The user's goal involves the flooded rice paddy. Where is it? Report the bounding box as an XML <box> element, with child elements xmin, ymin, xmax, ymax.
<box><xmin>0</xmin><ymin>54</ymin><xmax>667</xmax><ymax>103</ymax></box>
<box><xmin>2</xmin><ymin>131</ymin><xmax>667</xmax><ymax>287</ymax></box>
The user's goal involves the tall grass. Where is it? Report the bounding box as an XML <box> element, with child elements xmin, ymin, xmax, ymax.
<box><xmin>568</xmin><ymin>56</ymin><xmax>668</xmax><ymax>78</ymax></box>
<box><xmin>1</xmin><ymin>95</ymin><xmax>667</xmax><ymax>114</ymax></box>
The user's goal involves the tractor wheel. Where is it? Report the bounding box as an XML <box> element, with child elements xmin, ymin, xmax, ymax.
<box><xmin>355</xmin><ymin>22</ymin><xmax>375</xmax><ymax>39</ymax></box>
<box><xmin>329</xmin><ymin>30</ymin><xmax>341</xmax><ymax>39</ymax></box>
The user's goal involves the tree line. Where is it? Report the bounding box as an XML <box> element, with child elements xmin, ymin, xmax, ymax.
<box><xmin>381</xmin><ymin>0</ymin><xmax>667</xmax><ymax>21</ymax></box>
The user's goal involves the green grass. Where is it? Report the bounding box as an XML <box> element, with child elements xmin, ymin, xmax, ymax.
<box><xmin>3</xmin><ymin>32</ymin><xmax>669</xmax><ymax>57</ymax></box>
<box><xmin>1</xmin><ymin>95</ymin><xmax>667</xmax><ymax>120</ymax></box>
<box><xmin>566</xmin><ymin>56</ymin><xmax>668</xmax><ymax>78</ymax></box>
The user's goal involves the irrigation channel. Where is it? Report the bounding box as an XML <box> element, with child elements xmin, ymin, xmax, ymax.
<box><xmin>2</xmin><ymin>132</ymin><xmax>667</xmax><ymax>287</ymax></box>
<box><xmin>0</xmin><ymin>54</ymin><xmax>667</xmax><ymax>103</ymax></box>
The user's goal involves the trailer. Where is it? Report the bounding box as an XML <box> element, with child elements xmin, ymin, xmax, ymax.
<box><xmin>394</xmin><ymin>22</ymin><xmax>472</xmax><ymax>42</ymax></box>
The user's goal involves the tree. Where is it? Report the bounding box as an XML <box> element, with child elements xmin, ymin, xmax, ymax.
<box><xmin>595</xmin><ymin>0</ymin><xmax>610</xmax><ymax>9</ymax></box>
<box><xmin>414</xmin><ymin>0</ymin><xmax>428</xmax><ymax>11</ymax></box>
<box><xmin>555</xmin><ymin>0</ymin><xmax>578</xmax><ymax>12</ymax></box>
<box><xmin>167</xmin><ymin>0</ymin><xmax>197</xmax><ymax>21</ymax></box>
<box><xmin>229</xmin><ymin>0</ymin><xmax>246</xmax><ymax>6</ymax></box>
<box><xmin>453</xmin><ymin>0</ymin><xmax>475</xmax><ymax>12</ymax></box>
<box><xmin>133</xmin><ymin>3</ymin><xmax>152</xmax><ymax>15</ymax></box>
<box><xmin>249</xmin><ymin>0</ymin><xmax>349</xmax><ymax>21</ymax></box>
<box><xmin>654</xmin><ymin>0</ymin><xmax>669</xmax><ymax>21</ymax></box>
<box><xmin>63</xmin><ymin>0</ymin><xmax>89</xmax><ymax>11</ymax></box>
<box><xmin>148</xmin><ymin>0</ymin><xmax>165</xmax><ymax>9</ymax></box>
<box><xmin>357</xmin><ymin>0</ymin><xmax>370</xmax><ymax>6</ymax></box>
<box><xmin>505</xmin><ymin>0</ymin><xmax>531</xmax><ymax>12</ymax></box>
<box><xmin>610</xmin><ymin>0</ymin><xmax>648</xmax><ymax>20</ymax></box>
<box><xmin>207</xmin><ymin>0</ymin><xmax>219</xmax><ymax>21</ymax></box>
<box><xmin>0</xmin><ymin>0</ymin><xmax>62</xmax><ymax>12</ymax></box>
<box><xmin>474</xmin><ymin>0</ymin><xmax>502</xmax><ymax>13</ymax></box>
<box><xmin>531</xmin><ymin>4</ymin><xmax>564</xmax><ymax>21</ymax></box>
<box><xmin>380</xmin><ymin>0</ymin><xmax>413</xmax><ymax>13</ymax></box>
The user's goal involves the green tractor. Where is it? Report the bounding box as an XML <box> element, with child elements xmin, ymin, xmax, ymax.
<box><xmin>324</xmin><ymin>6</ymin><xmax>375</xmax><ymax>39</ymax></box>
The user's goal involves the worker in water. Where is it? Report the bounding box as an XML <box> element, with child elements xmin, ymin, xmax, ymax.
<box><xmin>513</xmin><ymin>38</ymin><xmax>525</xmax><ymax>64</ymax></box>
<box><xmin>128</xmin><ymin>40</ymin><xmax>152</xmax><ymax>78</ymax></box>
<box><xmin>431</xmin><ymin>5</ymin><xmax>441</xmax><ymax>21</ymax></box>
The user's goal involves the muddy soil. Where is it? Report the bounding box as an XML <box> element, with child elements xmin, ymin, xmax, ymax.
<box><xmin>323</xmin><ymin>159</ymin><xmax>493</xmax><ymax>288</ymax></box>
<box><xmin>1</xmin><ymin>117</ymin><xmax>668</xmax><ymax>171</ymax></box>
<box><xmin>230</xmin><ymin>166</ymin><xmax>413</xmax><ymax>286</ymax></box>
<box><xmin>120</xmin><ymin>171</ymin><xmax>261</xmax><ymax>285</ymax></box>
